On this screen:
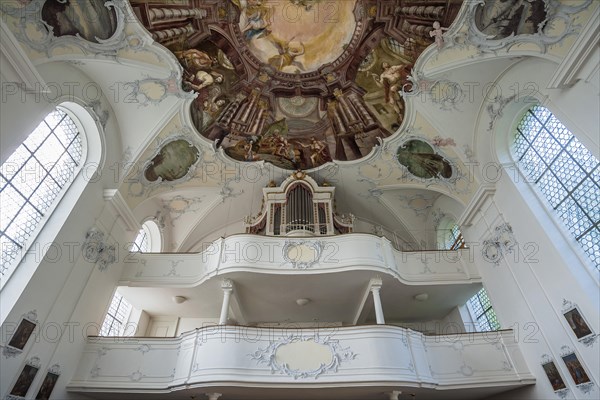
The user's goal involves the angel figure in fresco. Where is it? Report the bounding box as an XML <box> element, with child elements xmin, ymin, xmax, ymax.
<box><xmin>267</xmin><ymin>36</ymin><xmax>306</xmax><ymax>72</ymax></box>
<box><xmin>234</xmin><ymin>0</ymin><xmax>273</xmax><ymax>40</ymax></box>
<box><xmin>296</xmin><ymin>137</ymin><xmax>328</xmax><ymax>167</ymax></box>
<box><xmin>429</xmin><ymin>21</ymin><xmax>448</xmax><ymax>49</ymax></box>
<box><xmin>174</xmin><ymin>49</ymin><xmax>217</xmax><ymax>73</ymax></box>
<box><xmin>373</xmin><ymin>62</ymin><xmax>411</xmax><ymax>118</ymax></box>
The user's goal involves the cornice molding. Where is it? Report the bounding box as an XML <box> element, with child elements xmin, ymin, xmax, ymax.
<box><xmin>548</xmin><ymin>6</ymin><xmax>600</xmax><ymax>89</ymax></box>
<box><xmin>458</xmin><ymin>185</ymin><xmax>496</xmax><ymax>227</ymax></box>
<box><xmin>103</xmin><ymin>189</ymin><xmax>139</xmax><ymax>232</ymax></box>
<box><xmin>0</xmin><ymin>20</ymin><xmax>49</xmax><ymax>93</ymax></box>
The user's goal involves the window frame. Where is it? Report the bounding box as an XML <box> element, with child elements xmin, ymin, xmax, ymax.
<box><xmin>1</xmin><ymin>105</ymin><xmax>88</xmax><ymax>286</ymax></box>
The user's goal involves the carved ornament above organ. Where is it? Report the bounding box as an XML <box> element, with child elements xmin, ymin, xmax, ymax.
<box><xmin>244</xmin><ymin>171</ymin><xmax>353</xmax><ymax>236</ymax></box>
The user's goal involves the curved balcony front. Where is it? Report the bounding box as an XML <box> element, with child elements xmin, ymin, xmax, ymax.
<box><xmin>68</xmin><ymin>325</ymin><xmax>535</xmax><ymax>399</ymax></box>
<box><xmin>119</xmin><ymin>233</ymin><xmax>481</xmax><ymax>287</ymax></box>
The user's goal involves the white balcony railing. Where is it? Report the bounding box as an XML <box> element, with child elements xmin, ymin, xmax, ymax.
<box><xmin>68</xmin><ymin>325</ymin><xmax>535</xmax><ymax>396</ymax></box>
<box><xmin>119</xmin><ymin>233</ymin><xmax>481</xmax><ymax>287</ymax></box>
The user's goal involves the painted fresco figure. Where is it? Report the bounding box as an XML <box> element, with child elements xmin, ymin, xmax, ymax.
<box><xmin>185</xmin><ymin>70</ymin><xmax>224</xmax><ymax>93</ymax></box>
<box><xmin>297</xmin><ymin>137</ymin><xmax>328</xmax><ymax>167</ymax></box>
<box><xmin>235</xmin><ymin>0</ymin><xmax>273</xmax><ymax>40</ymax></box>
<box><xmin>267</xmin><ymin>37</ymin><xmax>306</xmax><ymax>72</ymax></box>
<box><xmin>175</xmin><ymin>49</ymin><xmax>217</xmax><ymax>73</ymax></box>
<box><xmin>373</xmin><ymin>62</ymin><xmax>410</xmax><ymax>119</ymax></box>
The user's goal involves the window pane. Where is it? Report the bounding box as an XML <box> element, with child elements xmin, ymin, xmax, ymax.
<box><xmin>532</xmin><ymin>130</ymin><xmax>561</xmax><ymax>163</ymax></box>
<box><xmin>520</xmin><ymin>148</ymin><xmax>545</xmax><ymax>182</ymax></box>
<box><xmin>0</xmin><ymin>146</ymin><xmax>30</xmax><ymax>180</ymax></box>
<box><xmin>467</xmin><ymin>288</ymin><xmax>500</xmax><ymax>332</ymax></box>
<box><xmin>50</xmin><ymin>153</ymin><xmax>77</xmax><ymax>188</ymax></box>
<box><xmin>531</xmin><ymin>105</ymin><xmax>552</xmax><ymax>123</ymax></box>
<box><xmin>12</xmin><ymin>157</ymin><xmax>43</xmax><ymax>198</ymax></box>
<box><xmin>537</xmin><ymin>171</ymin><xmax>567</xmax><ymax>208</ymax></box>
<box><xmin>131</xmin><ymin>228</ymin><xmax>149</xmax><ymax>253</ymax></box>
<box><xmin>30</xmin><ymin>176</ymin><xmax>61</xmax><ymax>214</ymax></box>
<box><xmin>34</xmin><ymin>134</ymin><xmax>64</xmax><ymax>170</ymax></box>
<box><xmin>514</xmin><ymin>106</ymin><xmax>599</xmax><ymax>269</ymax></box>
<box><xmin>579</xmin><ymin>229</ymin><xmax>600</xmax><ymax>268</ymax></box>
<box><xmin>5</xmin><ymin>203</ymin><xmax>43</xmax><ymax>246</ymax></box>
<box><xmin>54</xmin><ymin>116</ymin><xmax>79</xmax><ymax>148</ymax></box>
<box><xmin>100</xmin><ymin>293</ymin><xmax>132</xmax><ymax>337</ymax></box>
<box><xmin>44</xmin><ymin>109</ymin><xmax>67</xmax><ymax>130</ymax></box>
<box><xmin>23</xmin><ymin>122</ymin><xmax>52</xmax><ymax>152</ymax></box>
<box><xmin>0</xmin><ymin>184</ymin><xmax>26</xmax><ymax>231</ymax></box>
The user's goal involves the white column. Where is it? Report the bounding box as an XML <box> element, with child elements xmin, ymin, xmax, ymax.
<box><xmin>388</xmin><ymin>391</ymin><xmax>402</xmax><ymax>400</ymax></box>
<box><xmin>219</xmin><ymin>279</ymin><xmax>233</xmax><ymax>325</ymax></box>
<box><xmin>370</xmin><ymin>278</ymin><xmax>385</xmax><ymax>324</ymax></box>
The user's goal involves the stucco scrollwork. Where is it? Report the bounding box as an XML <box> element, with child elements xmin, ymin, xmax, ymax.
<box><xmin>83</xmin><ymin>228</ymin><xmax>117</xmax><ymax>271</ymax></box>
<box><xmin>481</xmin><ymin>223</ymin><xmax>517</xmax><ymax>265</ymax></box>
<box><xmin>282</xmin><ymin>240</ymin><xmax>324</xmax><ymax>269</ymax></box>
<box><xmin>455</xmin><ymin>0</ymin><xmax>593</xmax><ymax>55</ymax></box>
<box><xmin>249</xmin><ymin>334</ymin><xmax>356</xmax><ymax>379</ymax></box>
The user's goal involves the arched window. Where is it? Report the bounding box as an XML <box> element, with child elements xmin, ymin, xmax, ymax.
<box><xmin>130</xmin><ymin>220</ymin><xmax>161</xmax><ymax>253</ymax></box>
<box><xmin>513</xmin><ymin>105</ymin><xmax>599</xmax><ymax>269</ymax></box>
<box><xmin>1</xmin><ymin>108</ymin><xmax>84</xmax><ymax>276</ymax></box>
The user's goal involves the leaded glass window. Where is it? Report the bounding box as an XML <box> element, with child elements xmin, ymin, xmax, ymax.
<box><xmin>514</xmin><ymin>105</ymin><xmax>600</xmax><ymax>269</ymax></box>
<box><xmin>467</xmin><ymin>288</ymin><xmax>500</xmax><ymax>331</ymax></box>
<box><xmin>438</xmin><ymin>217</ymin><xmax>466</xmax><ymax>250</ymax></box>
<box><xmin>1</xmin><ymin>109</ymin><xmax>83</xmax><ymax>274</ymax></box>
<box><xmin>130</xmin><ymin>227</ymin><xmax>149</xmax><ymax>253</ymax></box>
<box><xmin>99</xmin><ymin>292</ymin><xmax>132</xmax><ymax>336</ymax></box>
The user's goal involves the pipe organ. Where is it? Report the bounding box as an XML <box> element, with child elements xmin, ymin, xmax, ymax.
<box><xmin>245</xmin><ymin>171</ymin><xmax>353</xmax><ymax>236</ymax></box>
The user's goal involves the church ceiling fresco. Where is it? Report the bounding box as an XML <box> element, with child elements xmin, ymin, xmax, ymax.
<box><xmin>41</xmin><ymin>0</ymin><xmax>118</xmax><ymax>42</ymax></box>
<box><xmin>130</xmin><ymin>0</ymin><xmax>464</xmax><ymax>170</ymax></box>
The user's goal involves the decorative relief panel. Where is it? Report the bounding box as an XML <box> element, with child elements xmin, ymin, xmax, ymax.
<box><xmin>281</xmin><ymin>240</ymin><xmax>324</xmax><ymax>269</ymax></box>
<box><xmin>249</xmin><ymin>334</ymin><xmax>356</xmax><ymax>379</ymax></box>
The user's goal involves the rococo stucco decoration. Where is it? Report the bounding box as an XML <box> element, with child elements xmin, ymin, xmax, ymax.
<box><xmin>282</xmin><ymin>240</ymin><xmax>324</xmax><ymax>269</ymax></box>
<box><xmin>249</xmin><ymin>334</ymin><xmax>357</xmax><ymax>379</ymax></box>
<box><xmin>0</xmin><ymin>0</ymin><xmax>130</xmax><ymax>57</ymax></box>
<box><xmin>457</xmin><ymin>0</ymin><xmax>593</xmax><ymax>54</ymax></box>
<box><xmin>82</xmin><ymin>228</ymin><xmax>117</xmax><ymax>271</ymax></box>
<box><xmin>481</xmin><ymin>222</ymin><xmax>517</xmax><ymax>265</ymax></box>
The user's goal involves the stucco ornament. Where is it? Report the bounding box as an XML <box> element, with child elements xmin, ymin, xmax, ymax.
<box><xmin>249</xmin><ymin>334</ymin><xmax>356</xmax><ymax>379</ymax></box>
<box><xmin>454</xmin><ymin>0</ymin><xmax>593</xmax><ymax>54</ymax></box>
<box><xmin>282</xmin><ymin>240</ymin><xmax>324</xmax><ymax>269</ymax></box>
<box><xmin>83</xmin><ymin>228</ymin><xmax>117</xmax><ymax>271</ymax></box>
<box><xmin>481</xmin><ymin>223</ymin><xmax>517</xmax><ymax>265</ymax></box>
